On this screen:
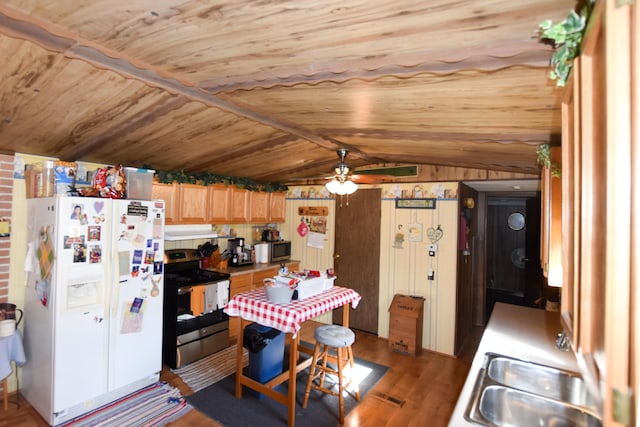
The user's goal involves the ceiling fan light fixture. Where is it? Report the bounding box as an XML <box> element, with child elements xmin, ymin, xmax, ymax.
<box><xmin>325</xmin><ymin>179</ymin><xmax>341</xmax><ymax>194</ymax></box>
<box><xmin>325</xmin><ymin>148</ymin><xmax>358</xmax><ymax>196</ymax></box>
<box><xmin>325</xmin><ymin>177</ymin><xmax>358</xmax><ymax>195</ymax></box>
<box><xmin>343</xmin><ymin>179</ymin><xmax>358</xmax><ymax>194</ymax></box>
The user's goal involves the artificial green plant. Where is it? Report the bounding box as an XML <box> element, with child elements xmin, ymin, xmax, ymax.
<box><xmin>538</xmin><ymin>0</ymin><xmax>595</xmax><ymax>87</ymax></box>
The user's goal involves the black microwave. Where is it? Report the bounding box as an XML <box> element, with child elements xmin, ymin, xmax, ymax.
<box><xmin>269</xmin><ymin>240</ymin><xmax>291</xmax><ymax>262</ymax></box>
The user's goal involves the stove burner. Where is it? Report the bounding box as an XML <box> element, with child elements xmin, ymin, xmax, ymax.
<box><xmin>164</xmin><ymin>268</ymin><xmax>230</xmax><ymax>287</ymax></box>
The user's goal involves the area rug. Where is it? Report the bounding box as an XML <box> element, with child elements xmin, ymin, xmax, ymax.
<box><xmin>56</xmin><ymin>382</ymin><xmax>192</xmax><ymax>427</ymax></box>
<box><xmin>186</xmin><ymin>350</ymin><xmax>388</xmax><ymax>427</ymax></box>
<box><xmin>172</xmin><ymin>344</ymin><xmax>249</xmax><ymax>392</ymax></box>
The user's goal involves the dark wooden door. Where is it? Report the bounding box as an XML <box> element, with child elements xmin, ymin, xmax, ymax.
<box><xmin>485</xmin><ymin>195</ymin><xmax>544</xmax><ymax>320</ymax></box>
<box><xmin>333</xmin><ymin>189</ymin><xmax>381</xmax><ymax>334</ymax></box>
<box><xmin>455</xmin><ymin>183</ymin><xmax>477</xmax><ymax>354</ymax></box>
<box><xmin>524</xmin><ymin>196</ymin><xmax>544</xmax><ymax>306</ymax></box>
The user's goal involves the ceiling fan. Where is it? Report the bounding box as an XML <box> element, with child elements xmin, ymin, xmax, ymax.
<box><xmin>325</xmin><ymin>148</ymin><xmax>358</xmax><ymax>195</ymax></box>
<box><xmin>284</xmin><ymin>148</ymin><xmax>417</xmax><ymax>186</ymax></box>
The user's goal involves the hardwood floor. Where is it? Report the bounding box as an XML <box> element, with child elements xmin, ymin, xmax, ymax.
<box><xmin>2</xmin><ymin>322</ymin><xmax>483</xmax><ymax>427</ymax></box>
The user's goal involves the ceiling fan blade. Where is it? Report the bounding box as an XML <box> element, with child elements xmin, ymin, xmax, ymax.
<box><xmin>351</xmin><ymin>174</ymin><xmax>394</xmax><ymax>184</ymax></box>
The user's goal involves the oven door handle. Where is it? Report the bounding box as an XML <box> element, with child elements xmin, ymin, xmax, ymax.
<box><xmin>177</xmin><ymin>286</ymin><xmax>193</xmax><ymax>295</ymax></box>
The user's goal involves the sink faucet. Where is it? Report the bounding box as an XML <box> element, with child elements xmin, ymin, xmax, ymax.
<box><xmin>556</xmin><ymin>331</ymin><xmax>570</xmax><ymax>351</ymax></box>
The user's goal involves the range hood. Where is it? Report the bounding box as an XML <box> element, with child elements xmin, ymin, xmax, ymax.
<box><xmin>164</xmin><ymin>224</ymin><xmax>218</xmax><ymax>241</ymax></box>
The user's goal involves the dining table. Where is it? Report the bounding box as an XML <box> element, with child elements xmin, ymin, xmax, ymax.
<box><xmin>224</xmin><ymin>285</ymin><xmax>362</xmax><ymax>427</ymax></box>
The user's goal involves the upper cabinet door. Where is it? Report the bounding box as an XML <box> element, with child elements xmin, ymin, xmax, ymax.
<box><xmin>249</xmin><ymin>191</ymin><xmax>270</xmax><ymax>223</ymax></box>
<box><xmin>269</xmin><ymin>192</ymin><xmax>286</xmax><ymax>223</ymax></box>
<box><xmin>229</xmin><ymin>186</ymin><xmax>249</xmax><ymax>223</ymax></box>
<box><xmin>577</xmin><ymin>0</ymin><xmax>607</xmax><ymax>360</ymax></box>
<box><xmin>208</xmin><ymin>184</ymin><xmax>230</xmax><ymax>223</ymax></box>
<box><xmin>151</xmin><ymin>182</ymin><xmax>179</xmax><ymax>224</ymax></box>
<box><xmin>560</xmin><ymin>63</ymin><xmax>580</xmax><ymax>343</ymax></box>
<box><xmin>179</xmin><ymin>183</ymin><xmax>209</xmax><ymax>224</ymax></box>
<box><xmin>602</xmin><ymin>0</ymin><xmax>635</xmax><ymax>425</ymax></box>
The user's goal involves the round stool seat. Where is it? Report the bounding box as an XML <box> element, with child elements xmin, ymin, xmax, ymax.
<box><xmin>314</xmin><ymin>325</ymin><xmax>355</xmax><ymax>348</ymax></box>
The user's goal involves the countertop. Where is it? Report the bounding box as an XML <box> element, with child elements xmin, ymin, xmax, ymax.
<box><xmin>447</xmin><ymin>302</ymin><xmax>580</xmax><ymax>427</ymax></box>
<box><xmin>210</xmin><ymin>259</ymin><xmax>300</xmax><ymax>276</ymax></box>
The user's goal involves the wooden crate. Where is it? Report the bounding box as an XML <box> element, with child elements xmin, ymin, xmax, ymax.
<box><xmin>388</xmin><ymin>294</ymin><xmax>425</xmax><ymax>355</ymax></box>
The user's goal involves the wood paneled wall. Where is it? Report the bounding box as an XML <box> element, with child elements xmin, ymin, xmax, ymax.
<box><xmin>284</xmin><ymin>182</ymin><xmax>459</xmax><ymax>355</ymax></box>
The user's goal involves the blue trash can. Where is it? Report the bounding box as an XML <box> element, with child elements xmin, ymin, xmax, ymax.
<box><xmin>243</xmin><ymin>324</ymin><xmax>285</xmax><ymax>399</ymax></box>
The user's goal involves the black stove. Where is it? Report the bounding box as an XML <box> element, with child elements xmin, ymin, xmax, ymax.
<box><xmin>165</xmin><ymin>249</ymin><xmax>230</xmax><ymax>285</ymax></box>
<box><xmin>163</xmin><ymin>248</ymin><xmax>231</xmax><ymax>369</ymax></box>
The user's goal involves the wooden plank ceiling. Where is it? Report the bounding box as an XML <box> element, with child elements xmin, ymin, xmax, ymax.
<box><xmin>0</xmin><ymin>0</ymin><xmax>573</xmax><ymax>185</ymax></box>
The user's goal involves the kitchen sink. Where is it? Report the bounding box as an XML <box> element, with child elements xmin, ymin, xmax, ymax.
<box><xmin>465</xmin><ymin>353</ymin><xmax>601</xmax><ymax>427</ymax></box>
<box><xmin>487</xmin><ymin>355</ymin><xmax>595</xmax><ymax>407</ymax></box>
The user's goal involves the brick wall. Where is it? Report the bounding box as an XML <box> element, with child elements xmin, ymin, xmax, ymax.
<box><xmin>0</xmin><ymin>154</ymin><xmax>12</xmax><ymax>303</ymax></box>
<box><xmin>0</xmin><ymin>154</ymin><xmax>13</xmax><ymax>398</ymax></box>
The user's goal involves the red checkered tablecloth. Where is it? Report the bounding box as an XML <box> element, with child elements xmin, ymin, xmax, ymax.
<box><xmin>224</xmin><ymin>286</ymin><xmax>361</xmax><ymax>336</ymax></box>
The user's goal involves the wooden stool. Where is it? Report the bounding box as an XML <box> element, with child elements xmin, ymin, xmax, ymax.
<box><xmin>302</xmin><ymin>325</ymin><xmax>360</xmax><ymax>424</ymax></box>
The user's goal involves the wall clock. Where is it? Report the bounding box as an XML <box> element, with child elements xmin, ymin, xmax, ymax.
<box><xmin>507</xmin><ymin>212</ymin><xmax>525</xmax><ymax>231</ymax></box>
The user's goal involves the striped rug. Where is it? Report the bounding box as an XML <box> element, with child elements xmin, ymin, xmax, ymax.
<box><xmin>172</xmin><ymin>344</ymin><xmax>249</xmax><ymax>392</ymax></box>
<box><xmin>57</xmin><ymin>382</ymin><xmax>191</xmax><ymax>427</ymax></box>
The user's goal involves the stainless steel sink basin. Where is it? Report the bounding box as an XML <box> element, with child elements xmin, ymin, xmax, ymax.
<box><xmin>487</xmin><ymin>355</ymin><xmax>596</xmax><ymax>407</ymax></box>
<box><xmin>465</xmin><ymin>353</ymin><xmax>601</xmax><ymax>427</ymax></box>
<box><xmin>477</xmin><ymin>385</ymin><xmax>602</xmax><ymax>427</ymax></box>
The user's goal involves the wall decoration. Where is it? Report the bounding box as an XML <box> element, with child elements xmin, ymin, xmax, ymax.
<box><xmin>426</xmin><ymin>225</ymin><xmax>444</xmax><ymax>244</ymax></box>
<box><xmin>309</xmin><ymin>217</ymin><xmax>327</xmax><ymax>234</ymax></box>
<box><xmin>395</xmin><ymin>198</ymin><xmax>436</xmax><ymax>209</ymax></box>
<box><xmin>408</xmin><ymin>223</ymin><xmax>423</xmax><ymax>242</ymax></box>
<box><xmin>429</xmin><ymin>183</ymin><xmax>445</xmax><ymax>198</ymax></box>
<box><xmin>298</xmin><ymin>206</ymin><xmax>328</xmax><ymax>216</ymax></box>
<box><xmin>297</xmin><ymin>219</ymin><xmax>309</xmax><ymax>237</ymax></box>
<box><xmin>393</xmin><ymin>225</ymin><xmax>405</xmax><ymax>249</ymax></box>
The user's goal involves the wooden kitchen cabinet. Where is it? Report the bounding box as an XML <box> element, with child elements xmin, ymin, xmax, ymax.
<box><xmin>539</xmin><ymin>146</ymin><xmax>562</xmax><ymax>287</ymax></box>
<box><xmin>249</xmin><ymin>191</ymin><xmax>270</xmax><ymax>223</ymax></box>
<box><xmin>151</xmin><ymin>182</ymin><xmax>284</xmax><ymax>225</ymax></box>
<box><xmin>208</xmin><ymin>184</ymin><xmax>230</xmax><ymax>223</ymax></box>
<box><xmin>556</xmin><ymin>2</ymin><xmax>637</xmax><ymax>424</ymax></box>
<box><xmin>229</xmin><ymin>186</ymin><xmax>249</xmax><ymax>223</ymax></box>
<box><xmin>151</xmin><ymin>182</ymin><xmax>179</xmax><ymax>224</ymax></box>
<box><xmin>252</xmin><ymin>267</ymin><xmax>279</xmax><ymax>287</ymax></box>
<box><xmin>249</xmin><ymin>191</ymin><xmax>286</xmax><ymax>223</ymax></box>
<box><xmin>228</xmin><ymin>272</ymin><xmax>253</xmax><ymax>342</ymax></box>
<box><xmin>178</xmin><ymin>183</ymin><xmax>209</xmax><ymax>223</ymax></box>
<box><xmin>269</xmin><ymin>192</ymin><xmax>286</xmax><ymax>222</ymax></box>
<box><xmin>152</xmin><ymin>182</ymin><xmax>209</xmax><ymax>224</ymax></box>
<box><xmin>560</xmin><ymin>65</ymin><xmax>579</xmax><ymax>343</ymax></box>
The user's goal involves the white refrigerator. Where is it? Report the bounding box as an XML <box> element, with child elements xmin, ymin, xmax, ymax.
<box><xmin>22</xmin><ymin>196</ymin><xmax>165</xmax><ymax>425</ymax></box>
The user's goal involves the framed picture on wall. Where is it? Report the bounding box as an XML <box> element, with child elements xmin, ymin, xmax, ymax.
<box><xmin>395</xmin><ymin>198</ymin><xmax>437</xmax><ymax>209</ymax></box>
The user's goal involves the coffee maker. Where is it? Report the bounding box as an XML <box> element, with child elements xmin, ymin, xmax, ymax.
<box><xmin>227</xmin><ymin>238</ymin><xmax>253</xmax><ymax>267</ymax></box>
